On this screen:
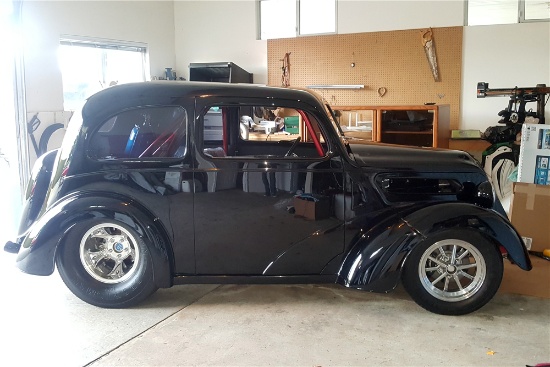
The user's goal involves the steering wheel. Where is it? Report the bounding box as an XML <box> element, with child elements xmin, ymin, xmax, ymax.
<box><xmin>284</xmin><ymin>136</ymin><xmax>301</xmax><ymax>157</ymax></box>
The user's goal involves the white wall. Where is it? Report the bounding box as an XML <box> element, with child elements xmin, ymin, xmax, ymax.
<box><xmin>20</xmin><ymin>0</ymin><xmax>550</xmax><ymax>131</ymax></box>
<box><xmin>22</xmin><ymin>0</ymin><xmax>177</xmax><ymax>112</ymax></box>
<box><xmin>171</xmin><ymin>0</ymin><xmax>465</xmax><ymax>84</ymax></box>
<box><xmin>461</xmin><ymin>22</ymin><xmax>550</xmax><ymax>131</ymax></box>
<box><xmin>173</xmin><ymin>0</ymin><xmax>267</xmax><ymax>83</ymax></box>
<box><xmin>338</xmin><ymin>0</ymin><xmax>465</xmax><ymax>33</ymax></box>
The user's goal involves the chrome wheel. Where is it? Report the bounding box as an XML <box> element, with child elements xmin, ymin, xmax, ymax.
<box><xmin>79</xmin><ymin>223</ymin><xmax>140</xmax><ymax>284</ymax></box>
<box><xmin>418</xmin><ymin>239</ymin><xmax>486</xmax><ymax>302</ymax></box>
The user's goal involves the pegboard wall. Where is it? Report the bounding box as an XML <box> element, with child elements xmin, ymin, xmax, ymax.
<box><xmin>268</xmin><ymin>27</ymin><xmax>463</xmax><ymax>129</ymax></box>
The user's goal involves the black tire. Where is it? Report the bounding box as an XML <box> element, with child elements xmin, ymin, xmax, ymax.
<box><xmin>402</xmin><ymin>230</ymin><xmax>503</xmax><ymax>315</ymax></box>
<box><xmin>56</xmin><ymin>219</ymin><xmax>157</xmax><ymax>308</ymax></box>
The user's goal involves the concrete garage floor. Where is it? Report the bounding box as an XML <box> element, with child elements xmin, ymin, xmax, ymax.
<box><xmin>1</xmin><ymin>251</ymin><xmax>549</xmax><ymax>367</ymax></box>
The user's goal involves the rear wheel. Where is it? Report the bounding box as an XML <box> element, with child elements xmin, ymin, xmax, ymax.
<box><xmin>57</xmin><ymin>219</ymin><xmax>157</xmax><ymax>308</ymax></box>
<box><xmin>402</xmin><ymin>230</ymin><xmax>503</xmax><ymax>315</ymax></box>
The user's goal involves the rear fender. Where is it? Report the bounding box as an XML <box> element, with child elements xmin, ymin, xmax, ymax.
<box><xmin>15</xmin><ymin>192</ymin><xmax>174</xmax><ymax>288</ymax></box>
<box><xmin>338</xmin><ymin>202</ymin><xmax>531</xmax><ymax>292</ymax></box>
<box><xmin>17</xmin><ymin>150</ymin><xmax>58</xmax><ymax>239</ymax></box>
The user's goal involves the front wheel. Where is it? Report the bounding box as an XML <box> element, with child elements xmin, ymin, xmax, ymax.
<box><xmin>56</xmin><ymin>219</ymin><xmax>157</xmax><ymax>308</ymax></box>
<box><xmin>402</xmin><ymin>230</ymin><xmax>503</xmax><ymax>315</ymax></box>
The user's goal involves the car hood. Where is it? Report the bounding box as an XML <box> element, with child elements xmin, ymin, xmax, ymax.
<box><xmin>347</xmin><ymin>143</ymin><xmax>482</xmax><ymax>172</ymax></box>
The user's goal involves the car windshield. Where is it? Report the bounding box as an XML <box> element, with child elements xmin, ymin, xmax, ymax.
<box><xmin>324</xmin><ymin>104</ymin><xmax>345</xmax><ymax>138</ymax></box>
<box><xmin>324</xmin><ymin>103</ymin><xmax>351</xmax><ymax>154</ymax></box>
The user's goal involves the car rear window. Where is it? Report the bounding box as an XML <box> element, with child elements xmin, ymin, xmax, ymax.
<box><xmin>88</xmin><ymin>106</ymin><xmax>187</xmax><ymax>160</ymax></box>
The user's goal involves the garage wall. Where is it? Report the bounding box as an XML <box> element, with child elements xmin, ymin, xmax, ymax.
<box><xmin>22</xmin><ymin>0</ymin><xmax>176</xmax><ymax>112</ymax></box>
<box><xmin>340</xmin><ymin>1</ymin><xmax>549</xmax><ymax>130</ymax></box>
<box><xmin>174</xmin><ymin>0</ymin><xmax>550</xmax><ymax>132</ymax></box>
<box><xmin>20</xmin><ymin>0</ymin><xmax>550</xmax><ymax>134</ymax></box>
<box><xmin>20</xmin><ymin>0</ymin><xmax>177</xmax><ymax>165</ymax></box>
<box><xmin>172</xmin><ymin>0</ymin><xmax>465</xmax><ymax>85</ymax></box>
<box><xmin>173</xmin><ymin>0</ymin><xmax>267</xmax><ymax>83</ymax></box>
<box><xmin>338</xmin><ymin>0</ymin><xmax>465</xmax><ymax>33</ymax></box>
<box><xmin>460</xmin><ymin>22</ymin><xmax>550</xmax><ymax>131</ymax></box>
<box><xmin>267</xmin><ymin>27</ymin><xmax>463</xmax><ymax>129</ymax></box>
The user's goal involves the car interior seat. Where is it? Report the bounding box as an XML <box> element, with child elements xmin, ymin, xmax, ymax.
<box><xmin>196</xmin><ymin>147</ymin><xmax>239</xmax><ymax>192</ymax></box>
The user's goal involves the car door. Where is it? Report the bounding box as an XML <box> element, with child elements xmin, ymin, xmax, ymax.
<box><xmin>85</xmin><ymin>105</ymin><xmax>197</xmax><ymax>274</ymax></box>
<box><xmin>192</xmin><ymin>97</ymin><xmax>346</xmax><ymax>275</ymax></box>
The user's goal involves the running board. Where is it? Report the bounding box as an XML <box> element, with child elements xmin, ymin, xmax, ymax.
<box><xmin>173</xmin><ymin>274</ymin><xmax>337</xmax><ymax>285</ymax></box>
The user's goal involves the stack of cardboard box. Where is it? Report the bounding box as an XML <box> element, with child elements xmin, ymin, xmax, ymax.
<box><xmin>502</xmin><ymin>124</ymin><xmax>550</xmax><ymax>298</ymax></box>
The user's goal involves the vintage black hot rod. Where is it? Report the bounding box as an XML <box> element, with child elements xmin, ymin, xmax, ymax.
<box><xmin>5</xmin><ymin>82</ymin><xmax>531</xmax><ymax>315</ymax></box>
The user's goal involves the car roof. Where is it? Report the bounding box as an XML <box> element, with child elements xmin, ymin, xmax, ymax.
<box><xmin>82</xmin><ymin>81</ymin><xmax>326</xmax><ymax>126</ymax></box>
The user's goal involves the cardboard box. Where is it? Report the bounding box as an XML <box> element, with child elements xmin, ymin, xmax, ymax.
<box><xmin>284</xmin><ymin>116</ymin><xmax>300</xmax><ymax>134</ymax></box>
<box><xmin>293</xmin><ymin>195</ymin><xmax>330</xmax><ymax>221</ymax></box>
<box><xmin>518</xmin><ymin>124</ymin><xmax>550</xmax><ymax>185</ymax></box>
<box><xmin>451</xmin><ymin>129</ymin><xmax>481</xmax><ymax>139</ymax></box>
<box><xmin>499</xmin><ymin>255</ymin><xmax>550</xmax><ymax>299</ymax></box>
<box><xmin>509</xmin><ymin>182</ymin><xmax>550</xmax><ymax>252</ymax></box>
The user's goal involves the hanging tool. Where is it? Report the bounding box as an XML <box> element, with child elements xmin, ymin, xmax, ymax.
<box><xmin>281</xmin><ymin>52</ymin><xmax>291</xmax><ymax>87</ymax></box>
<box><xmin>421</xmin><ymin>28</ymin><xmax>440</xmax><ymax>82</ymax></box>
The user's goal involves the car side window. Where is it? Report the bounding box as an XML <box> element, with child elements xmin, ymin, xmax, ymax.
<box><xmin>88</xmin><ymin>106</ymin><xmax>187</xmax><ymax>160</ymax></box>
<box><xmin>201</xmin><ymin>104</ymin><xmax>327</xmax><ymax>159</ymax></box>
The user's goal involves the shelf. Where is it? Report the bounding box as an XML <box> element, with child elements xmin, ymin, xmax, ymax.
<box><xmin>382</xmin><ymin>130</ymin><xmax>433</xmax><ymax>135</ymax></box>
<box><xmin>307</xmin><ymin>84</ymin><xmax>365</xmax><ymax>89</ymax></box>
<box><xmin>332</xmin><ymin>105</ymin><xmax>450</xmax><ymax>148</ymax></box>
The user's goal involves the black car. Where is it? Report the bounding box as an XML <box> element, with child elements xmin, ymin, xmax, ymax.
<box><xmin>5</xmin><ymin>82</ymin><xmax>531</xmax><ymax>315</ymax></box>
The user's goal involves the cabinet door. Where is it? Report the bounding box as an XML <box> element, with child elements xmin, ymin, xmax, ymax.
<box><xmin>334</xmin><ymin>109</ymin><xmax>375</xmax><ymax>142</ymax></box>
<box><xmin>379</xmin><ymin>108</ymin><xmax>435</xmax><ymax>147</ymax></box>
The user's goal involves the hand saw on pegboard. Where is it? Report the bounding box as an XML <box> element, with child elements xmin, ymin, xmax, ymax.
<box><xmin>281</xmin><ymin>52</ymin><xmax>291</xmax><ymax>87</ymax></box>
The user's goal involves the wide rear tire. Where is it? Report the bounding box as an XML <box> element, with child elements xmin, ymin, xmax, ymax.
<box><xmin>56</xmin><ymin>219</ymin><xmax>157</xmax><ymax>308</ymax></box>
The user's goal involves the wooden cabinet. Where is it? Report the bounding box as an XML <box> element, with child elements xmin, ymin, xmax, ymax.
<box><xmin>333</xmin><ymin>105</ymin><xmax>450</xmax><ymax>148</ymax></box>
<box><xmin>333</xmin><ymin>108</ymin><xmax>374</xmax><ymax>142</ymax></box>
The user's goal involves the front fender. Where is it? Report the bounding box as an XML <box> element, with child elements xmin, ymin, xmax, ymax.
<box><xmin>338</xmin><ymin>202</ymin><xmax>531</xmax><ymax>292</ymax></box>
<box><xmin>337</xmin><ymin>208</ymin><xmax>418</xmax><ymax>292</ymax></box>
<box><xmin>404</xmin><ymin>202</ymin><xmax>531</xmax><ymax>270</ymax></box>
<box><xmin>15</xmin><ymin>191</ymin><xmax>174</xmax><ymax>288</ymax></box>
